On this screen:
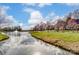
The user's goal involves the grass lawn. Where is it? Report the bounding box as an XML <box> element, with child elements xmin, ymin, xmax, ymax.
<box><xmin>30</xmin><ymin>31</ymin><xmax>79</xmax><ymax>54</ymax></box>
<box><xmin>31</xmin><ymin>31</ymin><xmax>79</xmax><ymax>42</ymax></box>
<box><xmin>0</xmin><ymin>32</ymin><xmax>9</xmax><ymax>41</ymax></box>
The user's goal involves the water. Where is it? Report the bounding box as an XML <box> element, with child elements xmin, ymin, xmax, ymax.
<box><xmin>0</xmin><ymin>31</ymin><xmax>74</xmax><ymax>55</ymax></box>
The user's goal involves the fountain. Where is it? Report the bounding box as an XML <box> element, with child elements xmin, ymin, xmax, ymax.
<box><xmin>14</xmin><ymin>30</ymin><xmax>20</xmax><ymax>36</ymax></box>
<box><xmin>14</xmin><ymin>30</ymin><xmax>18</xmax><ymax>33</ymax></box>
<box><xmin>14</xmin><ymin>30</ymin><xmax>18</xmax><ymax>36</ymax></box>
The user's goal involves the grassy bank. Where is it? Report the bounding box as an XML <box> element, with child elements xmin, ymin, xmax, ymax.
<box><xmin>30</xmin><ymin>31</ymin><xmax>79</xmax><ymax>54</ymax></box>
<box><xmin>0</xmin><ymin>32</ymin><xmax>9</xmax><ymax>41</ymax></box>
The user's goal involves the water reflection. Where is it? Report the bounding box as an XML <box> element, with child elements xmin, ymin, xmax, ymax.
<box><xmin>0</xmin><ymin>32</ymin><xmax>74</xmax><ymax>55</ymax></box>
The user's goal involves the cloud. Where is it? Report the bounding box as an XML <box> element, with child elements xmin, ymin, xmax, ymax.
<box><xmin>64</xmin><ymin>3</ymin><xmax>79</xmax><ymax>6</ymax></box>
<box><xmin>24</xmin><ymin>9</ymin><xmax>47</xmax><ymax>29</ymax></box>
<box><xmin>38</xmin><ymin>3</ymin><xmax>52</xmax><ymax>7</ymax></box>
<box><xmin>28</xmin><ymin>11</ymin><xmax>44</xmax><ymax>25</ymax></box>
<box><xmin>45</xmin><ymin>12</ymin><xmax>64</xmax><ymax>25</ymax></box>
<box><xmin>24</xmin><ymin>7</ymin><xmax>63</xmax><ymax>29</ymax></box>
<box><xmin>25</xmin><ymin>8</ymin><xmax>63</xmax><ymax>29</ymax></box>
<box><xmin>45</xmin><ymin>12</ymin><xmax>55</xmax><ymax>20</ymax></box>
<box><xmin>0</xmin><ymin>15</ymin><xmax>18</xmax><ymax>27</ymax></box>
<box><xmin>51</xmin><ymin>15</ymin><xmax>65</xmax><ymax>25</ymax></box>
<box><xmin>45</xmin><ymin>12</ymin><xmax>63</xmax><ymax>25</ymax></box>
<box><xmin>24</xmin><ymin>8</ymin><xmax>35</xmax><ymax>13</ymax></box>
<box><xmin>22</xmin><ymin>3</ymin><xmax>36</xmax><ymax>6</ymax></box>
<box><xmin>23</xmin><ymin>3</ymin><xmax>52</xmax><ymax>8</ymax></box>
<box><xmin>0</xmin><ymin>6</ymin><xmax>18</xmax><ymax>27</ymax></box>
<box><xmin>4</xmin><ymin>15</ymin><xmax>18</xmax><ymax>24</ymax></box>
<box><xmin>0</xmin><ymin>6</ymin><xmax>10</xmax><ymax>16</ymax></box>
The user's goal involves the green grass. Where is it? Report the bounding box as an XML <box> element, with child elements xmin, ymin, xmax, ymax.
<box><xmin>0</xmin><ymin>32</ymin><xmax>9</xmax><ymax>41</ymax></box>
<box><xmin>31</xmin><ymin>31</ymin><xmax>79</xmax><ymax>54</ymax></box>
<box><xmin>31</xmin><ymin>31</ymin><xmax>79</xmax><ymax>42</ymax></box>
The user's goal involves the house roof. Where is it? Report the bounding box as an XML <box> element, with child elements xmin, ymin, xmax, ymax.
<box><xmin>75</xmin><ymin>19</ymin><xmax>79</xmax><ymax>24</ymax></box>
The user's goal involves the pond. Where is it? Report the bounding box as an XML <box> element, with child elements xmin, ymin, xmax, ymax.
<box><xmin>0</xmin><ymin>31</ymin><xmax>74</xmax><ymax>55</ymax></box>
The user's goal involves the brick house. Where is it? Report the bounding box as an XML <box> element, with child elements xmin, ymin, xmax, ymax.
<box><xmin>66</xmin><ymin>16</ymin><xmax>79</xmax><ymax>30</ymax></box>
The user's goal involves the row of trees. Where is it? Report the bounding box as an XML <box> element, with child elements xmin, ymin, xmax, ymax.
<box><xmin>0</xmin><ymin>26</ymin><xmax>22</xmax><ymax>31</ymax></box>
<box><xmin>32</xmin><ymin>9</ymin><xmax>79</xmax><ymax>31</ymax></box>
<box><xmin>32</xmin><ymin>21</ymin><xmax>54</xmax><ymax>31</ymax></box>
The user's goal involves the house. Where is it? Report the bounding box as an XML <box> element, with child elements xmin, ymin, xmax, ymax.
<box><xmin>66</xmin><ymin>16</ymin><xmax>79</xmax><ymax>30</ymax></box>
